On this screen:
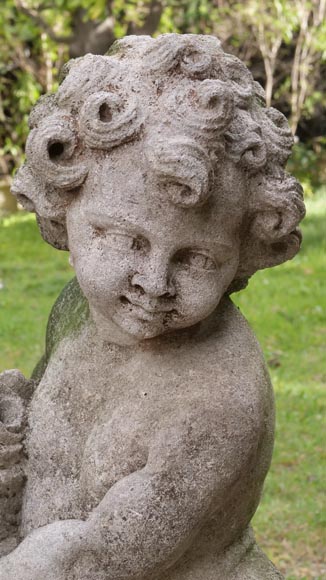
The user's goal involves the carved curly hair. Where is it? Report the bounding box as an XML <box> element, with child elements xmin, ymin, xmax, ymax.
<box><xmin>11</xmin><ymin>33</ymin><xmax>305</xmax><ymax>291</ymax></box>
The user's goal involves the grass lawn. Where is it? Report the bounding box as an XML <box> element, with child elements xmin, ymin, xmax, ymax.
<box><xmin>233</xmin><ymin>190</ymin><xmax>326</xmax><ymax>579</ymax></box>
<box><xmin>0</xmin><ymin>190</ymin><xmax>325</xmax><ymax>579</ymax></box>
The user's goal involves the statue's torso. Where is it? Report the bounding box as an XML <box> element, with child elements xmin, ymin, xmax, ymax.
<box><xmin>21</xmin><ymin>299</ymin><xmax>274</xmax><ymax>577</ymax></box>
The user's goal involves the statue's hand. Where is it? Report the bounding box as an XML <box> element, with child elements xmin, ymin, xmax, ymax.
<box><xmin>0</xmin><ymin>520</ymin><xmax>87</xmax><ymax>580</ymax></box>
<box><xmin>0</xmin><ymin>370</ymin><xmax>34</xmax><ymax>555</ymax></box>
<box><xmin>0</xmin><ymin>369</ymin><xmax>34</xmax><ymax>467</ymax></box>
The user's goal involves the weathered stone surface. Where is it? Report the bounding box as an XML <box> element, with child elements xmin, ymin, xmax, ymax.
<box><xmin>0</xmin><ymin>370</ymin><xmax>34</xmax><ymax>557</ymax></box>
<box><xmin>0</xmin><ymin>33</ymin><xmax>305</xmax><ymax>578</ymax></box>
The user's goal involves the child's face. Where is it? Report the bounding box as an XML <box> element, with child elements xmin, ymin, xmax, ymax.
<box><xmin>67</xmin><ymin>147</ymin><xmax>244</xmax><ymax>342</ymax></box>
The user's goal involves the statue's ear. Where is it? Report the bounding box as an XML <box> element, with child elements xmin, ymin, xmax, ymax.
<box><xmin>11</xmin><ymin>165</ymin><xmax>36</xmax><ymax>212</ymax></box>
<box><xmin>250</xmin><ymin>204</ymin><xmax>303</xmax><ymax>244</ymax></box>
<box><xmin>36</xmin><ymin>216</ymin><xmax>69</xmax><ymax>251</ymax></box>
<box><xmin>237</xmin><ymin>225</ymin><xmax>302</xmax><ymax>278</ymax></box>
<box><xmin>236</xmin><ymin>173</ymin><xmax>305</xmax><ymax>277</ymax></box>
<box><xmin>11</xmin><ymin>165</ymin><xmax>69</xmax><ymax>251</ymax></box>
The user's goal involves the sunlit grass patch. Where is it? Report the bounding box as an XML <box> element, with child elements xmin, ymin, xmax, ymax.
<box><xmin>0</xmin><ymin>212</ymin><xmax>72</xmax><ymax>373</ymax></box>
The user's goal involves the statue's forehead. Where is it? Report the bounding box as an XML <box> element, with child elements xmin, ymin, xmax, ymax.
<box><xmin>84</xmin><ymin>144</ymin><xmax>246</xmax><ymax>210</ymax></box>
<box><xmin>71</xmin><ymin>147</ymin><xmax>244</xmax><ymax>251</ymax></box>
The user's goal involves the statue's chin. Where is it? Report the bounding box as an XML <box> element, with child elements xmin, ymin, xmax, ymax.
<box><xmin>112</xmin><ymin>315</ymin><xmax>209</xmax><ymax>344</ymax></box>
<box><xmin>89</xmin><ymin>307</ymin><xmax>166</xmax><ymax>345</ymax></box>
<box><xmin>113</xmin><ymin>317</ymin><xmax>170</xmax><ymax>342</ymax></box>
<box><xmin>90</xmin><ymin>304</ymin><xmax>214</xmax><ymax>345</ymax></box>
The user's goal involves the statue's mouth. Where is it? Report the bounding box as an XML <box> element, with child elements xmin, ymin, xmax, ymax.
<box><xmin>120</xmin><ymin>296</ymin><xmax>175</xmax><ymax>320</ymax></box>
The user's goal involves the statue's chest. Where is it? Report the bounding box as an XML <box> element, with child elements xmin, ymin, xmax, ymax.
<box><xmin>27</xmin><ymin>347</ymin><xmax>182</xmax><ymax>470</ymax></box>
<box><xmin>22</xmin><ymin>348</ymin><xmax>183</xmax><ymax>533</ymax></box>
<box><xmin>26</xmin><ymin>388</ymin><xmax>151</xmax><ymax>506</ymax></box>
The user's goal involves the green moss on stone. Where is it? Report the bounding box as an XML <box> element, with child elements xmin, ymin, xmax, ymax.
<box><xmin>31</xmin><ymin>277</ymin><xmax>89</xmax><ymax>382</ymax></box>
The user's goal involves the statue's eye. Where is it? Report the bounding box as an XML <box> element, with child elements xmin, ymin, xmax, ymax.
<box><xmin>174</xmin><ymin>249</ymin><xmax>216</xmax><ymax>272</ymax></box>
<box><xmin>106</xmin><ymin>233</ymin><xmax>135</xmax><ymax>249</ymax></box>
<box><xmin>187</xmin><ymin>252</ymin><xmax>216</xmax><ymax>271</ymax></box>
<box><xmin>93</xmin><ymin>228</ymin><xmax>133</xmax><ymax>249</ymax></box>
<box><xmin>92</xmin><ymin>225</ymin><xmax>149</xmax><ymax>253</ymax></box>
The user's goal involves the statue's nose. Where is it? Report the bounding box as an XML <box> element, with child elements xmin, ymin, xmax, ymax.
<box><xmin>131</xmin><ymin>254</ymin><xmax>176</xmax><ymax>298</ymax></box>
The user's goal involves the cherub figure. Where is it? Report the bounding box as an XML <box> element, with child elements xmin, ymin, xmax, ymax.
<box><xmin>0</xmin><ymin>34</ymin><xmax>305</xmax><ymax>579</ymax></box>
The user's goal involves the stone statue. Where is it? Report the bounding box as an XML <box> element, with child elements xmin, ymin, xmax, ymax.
<box><xmin>0</xmin><ymin>34</ymin><xmax>305</xmax><ymax>579</ymax></box>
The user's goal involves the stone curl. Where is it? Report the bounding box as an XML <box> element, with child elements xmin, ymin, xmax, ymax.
<box><xmin>224</xmin><ymin>111</ymin><xmax>267</xmax><ymax>173</ymax></box>
<box><xmin>144</xmin><ymin>33</ymin><xmax>223</xmax><ymax>78</ymax></box>
<box><xmin>79</xmin><ymin>90</ymin><xmax>141</xmax><ymax>150</ymax></box>
<box><xmin>25</xmin><ymin>113</ymin><xmax>88</xmax><ymax>190</ymax></box>
<box><xmin>249</xmin><ymin>174</ymin><xmax>305</xmax><ymax>242</ymax></box>
<box><xmin>145</xmin><ymin>136</ymin><xmax>213</xmax><ymax>207</ymax></box>
<box><xmin>167</xmin><ymin>79</ymin><xmax>235</xmax><ymax>143</ymax></box>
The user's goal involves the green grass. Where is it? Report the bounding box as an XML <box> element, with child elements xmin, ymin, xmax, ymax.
<box><xmin>233</xmin><ymin>190</ymin><xmax>326</xmax><ymax>579</ymax></box>
<box><xmin>0</xmin><ymin>191</ymin><xmax>325</xmax><ymax>578</ymax></box>
<box><xmin>0</xmin><ymin>213</ymin><xmax>72</xmax><ymax>373</ymax></box>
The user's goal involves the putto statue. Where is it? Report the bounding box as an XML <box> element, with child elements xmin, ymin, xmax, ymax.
<box><xmin>0</xmin><ymin>34</ymin><xmax>304</xmax><ymax>579</ymax></box>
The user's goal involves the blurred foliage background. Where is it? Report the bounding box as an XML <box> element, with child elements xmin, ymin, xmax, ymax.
<box><xmin>0</xmin><ymin>2</ymin><xmax>326</xmax><ymax>579</ymax></box>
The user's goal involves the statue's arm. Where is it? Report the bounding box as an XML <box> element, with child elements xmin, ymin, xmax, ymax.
<box><xmin>0</xmin><ymin>406</ymin><xmax>257</xmax><ymax>580</ymax></box>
